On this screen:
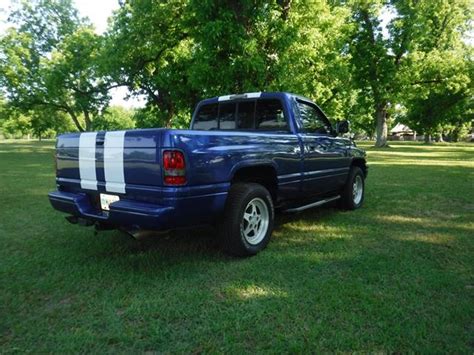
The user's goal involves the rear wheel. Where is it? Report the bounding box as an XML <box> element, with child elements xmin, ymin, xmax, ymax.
<box><xmin>219</xmin><ymin>183</ymin><xmax>274</xmax><ymax>256</ymax></box>
<box><xmin>339</xmin><ymin>166</ymin><xmax>365</xmax><ymax>210</ymax></box>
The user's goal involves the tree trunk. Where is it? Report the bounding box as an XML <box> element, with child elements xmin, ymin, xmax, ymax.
<box><xmin>278</xmin><ymin>0</ymin><xmax>292</xmax><ymax>20</ymax></box>
<box><xmin>84</xmin><ymin>111</ymin><xmax>92</xmax><ymax>131</ymax></box>
<box><xmin>424</xmin><ymin>134</ymin><xmax>432</xmax><ymax>144</ymax></box>
<box><xmin>66</xmin><ymin>110</ymin><xmax>84</xmax><ymax>132</ymax></box>
<box><xmin>375</xmin><ymin>103</ymin><xmax>388</xmax><ymax>147</ymax></box>
<box><xmin>451</xmin><ymin>126</ymin><xmax>460</xmax><ymax>142</ymax></box>
<box><xmin>165</xmin><ymin>105</ymin><xmax>175</xmax><ymax>128</ymax></box>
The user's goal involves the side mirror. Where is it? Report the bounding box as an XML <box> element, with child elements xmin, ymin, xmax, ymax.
<box><xmin>336</xmin><ymin>120</ymin><xmax>350</xmax><ymax>135</ymax></box>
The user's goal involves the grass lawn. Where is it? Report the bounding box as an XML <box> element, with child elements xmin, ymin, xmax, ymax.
<box><xmin>0</xmin><ymin>140</ymin><xmax>473</xmax><ymax>352</ymax></box>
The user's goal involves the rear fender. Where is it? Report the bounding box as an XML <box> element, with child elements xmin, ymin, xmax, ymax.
<box><xmin>229</xmin><ymin>160</ymin><xmax>278</xmax><ymax>181</ymax></box>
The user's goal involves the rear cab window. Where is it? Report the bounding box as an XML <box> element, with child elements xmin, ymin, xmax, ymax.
<box><xmin>192</xmin><ymin>98</ymin><xmax>289</xmax><ymax>132</ymax></box>
<box><xmin>219</xmin><ymin>102</ymin><xmax>236</xmax><ymax>129</ymax></box>
<box><xmin>255</xmin><ymin>100</ymin><xmax>287</xmax><ymax>130</ymax></box>
<box><xmin>192</xmin><ymin>103</ymin><xmax>218</xmax><ymax>130</ymax></box>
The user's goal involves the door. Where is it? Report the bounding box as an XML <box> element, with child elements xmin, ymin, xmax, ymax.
<box><xmin>295</xmin><ymin>99</ymin><xmax>349</xmax><ymax>196</ymax></box>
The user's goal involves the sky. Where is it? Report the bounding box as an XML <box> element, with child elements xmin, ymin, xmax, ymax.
<box><xmin>0</xmin><ymin>0</ymin><xmax>118</xmax><ymax>32</ymax></box>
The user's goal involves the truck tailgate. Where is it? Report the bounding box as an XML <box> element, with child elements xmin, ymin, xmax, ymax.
<box><xmin>56</xmin><ymin>129</ymin><xmax>164</xmax><ymax>195</ymax></box>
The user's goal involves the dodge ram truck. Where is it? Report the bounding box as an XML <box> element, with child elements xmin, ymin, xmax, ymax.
<box><xmin>49</xmin><ymin>92</ymin><xmax>367</xmax><ymax>256</ymax></box>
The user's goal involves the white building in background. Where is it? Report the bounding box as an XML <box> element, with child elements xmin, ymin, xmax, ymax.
<box><xmin>389</xmin><ymin>123</ymin><xmax>417</xmax><ymax>141</ymax></box>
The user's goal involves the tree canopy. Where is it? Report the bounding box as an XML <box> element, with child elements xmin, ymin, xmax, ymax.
<box><xmin>0</xmin><ymin>0</ymin><xmax>472</xmax><ymax>142</ymax></box>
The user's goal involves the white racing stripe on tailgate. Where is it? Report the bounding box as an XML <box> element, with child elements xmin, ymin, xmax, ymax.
<box><xmin>79</xmin><ymin>132</ymin><xmax>98</xmax><ymax>190</ymax></box>
<box><xmin>104</xmin><ymin>131</ymin><xmax>126</xmax><ymax>194</ymax></box>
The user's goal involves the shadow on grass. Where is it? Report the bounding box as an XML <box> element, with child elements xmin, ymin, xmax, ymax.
<box><xmin>110</xmin><ymin>226</ymin><xmax>225</xmax><ymax>257</ymax></box>
<box><xmin>82</xmin><ymin>160</ymin><xmax>473</xmax><ymax>266</ymax></box>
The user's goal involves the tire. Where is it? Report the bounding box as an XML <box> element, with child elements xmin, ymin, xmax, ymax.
<box><xmin>219</xmin><ymin>183</ymin><xmax>275</xmax><ymax>257</ymax></box>
<box><xmin>339</xmin><ymin>166</ymin><xmax>365</xmax><ymax>210</ymax></box>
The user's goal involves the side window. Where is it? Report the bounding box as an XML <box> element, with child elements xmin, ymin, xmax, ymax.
<box><xmin>297</xmin><ymin>101</ymin><xmax>331</xmax><ymax>134</ymax></box>
<box><xmin>193</xmin><ymin>103</ymin><xmax>218</xmax><ymax>130</ymax></box>
<box><xmin>255</xmin><ymin>99</ymin><xmax>288</xmax><ymax>130</ymax></box>
<box><xmin>236</xmin><ymin>101</ymin><xmax>255</xmax><ymax>129</ymax></box>
<box><xmin>219</xmin><ymin>102</ymin><xmax>236</xmax><ymax>129</ymax></box>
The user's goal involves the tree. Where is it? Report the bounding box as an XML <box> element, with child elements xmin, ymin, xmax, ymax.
<box><xmin>105</xmin><ymin>0</ymin><xmax>357</xmax><ymax>128</ymax></box>
<box><xmin>92</xmin><ymin>106</ymin><xmax>136</xmax><ymax>131</ymax></box>
<box><xmin>0</xmin><ymin>101</ymin><xmax>76</xmax><ymax>139</ymax></box>
<box><xmin>0</xmin><ymin>0</ymin><xmax>112</xmax><ymax>131</ymax></box>
<box><xmin>187</xmin><ymin>0</ymin><xmax>355</xmax><ymax>120</ymax></box>
<box><xmin>0</xmin><ymin>96</ymin><xmax>31</xmax><ymax>138</ymax></box>
<box><xmin>104</xmin><ymin>0</ymin><xmax>192</xmax><ymax>128</ymax></box>
<box><xmin>401</xmin><ymin>47</ymin><xmax>473</xmax><ymax>141</ymax></box>
<box><xmin>29</xmin><ymin>107</ymin><xmax>76</xmax><ymax>139</ymax></box>
<box><xmin>400</xmin><ymin>23</ymin><xmax>473</xmax><ymax>142</ymax></box>
<box><xmin>349</xmin><ymin>0</ymin><xmax>472</xmax><ymax>146</ymax></box>
<box><xmin>43</xmin><ymin>27</ymin><xmax>112</xmax><ymax>131</ymax></box>
<box><xmin>2</xmin><ymin>0</ymin><xmax>471</xmax><ymax>136</ymax></box>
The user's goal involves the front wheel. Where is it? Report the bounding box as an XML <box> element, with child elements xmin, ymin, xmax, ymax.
<box><xmin>339</xmin><ymin>166</ymin><xmax>365</xmax><ymax>210</ymax></box>
<box><xmin>219</xmin><ymin>183</ymin><xmax>274</xmax><ymax>257</ymax></box>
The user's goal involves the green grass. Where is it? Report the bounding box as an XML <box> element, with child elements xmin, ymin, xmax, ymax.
<box><xmin>1</xmin><ymin>140</ymin><xmax>473</xmax><ymax>353</ymax></box>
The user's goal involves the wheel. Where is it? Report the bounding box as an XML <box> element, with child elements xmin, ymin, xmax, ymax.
<box><xmin>219</xmin><ymin>183</ymin><xmax>274</xmax><ymax>256</ymax></box>
<box><xmin>339</xmin><ymin>166</ymin><xmax>365</xmax><ymax>210</ymax></box>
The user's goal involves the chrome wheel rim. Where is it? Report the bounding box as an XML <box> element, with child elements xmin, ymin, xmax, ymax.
<box><xmin>241</xmin><ymin>197</ymin><xmax>269</xmax><ymax>245</ymax></box>
<box><xmin>353</xmin><ymin>175</ymin><xmax>363</xmax><ymax>205</ymax></box>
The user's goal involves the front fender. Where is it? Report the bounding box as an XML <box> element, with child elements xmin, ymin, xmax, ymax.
<box><xmin>347</xmin><ymin>146</ymin><xmax>366</xmax><ymax>159</ymax></box>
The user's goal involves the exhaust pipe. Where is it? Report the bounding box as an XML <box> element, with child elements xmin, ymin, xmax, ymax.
<box><xmin>65</xmin><ymin>215</ymin><xmax>93</xmax><ymax>226</ymax></box>
<box><xmin>120</xmin><ymin>227</ymin><xmax>169</xmax><ymax>240</ymax></box>
<box><xmin>66</xmin><ymin>217</ymin><xmax>166</xmax><ymax>239</ymax></box>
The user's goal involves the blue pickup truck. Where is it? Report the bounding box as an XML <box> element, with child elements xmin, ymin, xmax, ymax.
<box><xmin>49</xmin><ymin>92</ymin><xmax>367</xmax><ymax>256</ymax></box>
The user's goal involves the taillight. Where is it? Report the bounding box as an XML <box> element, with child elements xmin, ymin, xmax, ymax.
<box><xmin>163</xmin><ymin>150</ymin><xmax>186</xmax><ymax>185</ymax></box>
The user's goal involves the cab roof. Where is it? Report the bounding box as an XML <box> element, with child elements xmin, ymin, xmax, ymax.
<box><xmin>197</xmin><ymin>92</ymin><xmax>314</xmax><ymax>106</ymax></box>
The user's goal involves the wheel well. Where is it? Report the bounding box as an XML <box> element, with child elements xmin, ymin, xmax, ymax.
<box><xmin>351</xmin><ymin>158</ymin><xmax>368</xmax><ymax>177</ymax></box>
<box><xmin>232</xmin><ymin>165</ymin><xmax>278</xmax><ymax>202</ymax></box>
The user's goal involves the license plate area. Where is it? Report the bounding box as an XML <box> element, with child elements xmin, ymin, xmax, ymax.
<box><xmin>100</xmin><ymin>194</ymin><xmax>120</xmax><ymax>211</ymax></box>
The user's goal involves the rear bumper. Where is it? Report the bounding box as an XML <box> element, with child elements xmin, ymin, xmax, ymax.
<box><xmin>48</xmin><ymin>189</ymin><xmax>228</xmax><ymax>230</ymax></box>
<box><xmin>48</xmin><ymin>191</ymin><xmax>175</xmax><ymax>229</ymax></box>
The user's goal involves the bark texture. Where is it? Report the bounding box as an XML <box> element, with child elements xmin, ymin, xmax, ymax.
<box><xmin>375</xmin><ymin>103</ymin><xmax>388</xmax><ymax>147</ymax></box>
